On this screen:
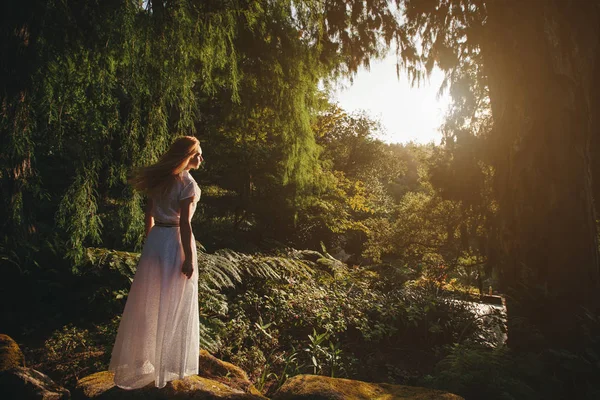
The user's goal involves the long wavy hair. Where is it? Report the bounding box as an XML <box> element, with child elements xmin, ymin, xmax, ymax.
<box><xmin>129</xmin><ymin>136</ymin><xmax>200</xmax><ymax>196</ymax></box>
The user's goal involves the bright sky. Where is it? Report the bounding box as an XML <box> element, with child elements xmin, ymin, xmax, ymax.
<box><xmin>331</xmin><ymin>52</ymin><xmax>451</xmax><ymax>145</ymax></box>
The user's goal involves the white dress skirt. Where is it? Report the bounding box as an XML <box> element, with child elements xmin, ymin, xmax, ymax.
<box><xmin>109</xmin><ymin>171</ymin><xmax>200</xmax><ymax>389</ymax></box>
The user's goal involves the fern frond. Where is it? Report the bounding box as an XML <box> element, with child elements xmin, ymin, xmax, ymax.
<box><xmin>199</xmin><ymin>316</ymin><xmax>224</xmax><ymax>353</ymax></box>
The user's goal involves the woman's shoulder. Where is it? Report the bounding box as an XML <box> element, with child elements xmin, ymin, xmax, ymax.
<box><xmin>180</xmin><ymin>170</ymin><xmax>200</xmax><ymax>192</ymax></box>
<box><xmin>178</xmin><ymin>170</ymin><xmax>201</xmax><ymax>202</ymax></box>
<box><xmin>181</xmin><ymin>170</ymin><xmax>197</xmax><ymax>185</ymax></box>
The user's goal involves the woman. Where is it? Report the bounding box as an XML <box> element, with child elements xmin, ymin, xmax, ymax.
<box><xmin>109</xmin><ymin>136</ymin><xmax>203</xmax><ymax>389</ymax></box>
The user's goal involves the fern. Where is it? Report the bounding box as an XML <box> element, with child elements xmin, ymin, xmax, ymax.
<box><xmin>84</xmin><ymin>245</ymin><xmax>315</xmax><ymax>353</ymax></box>
<box><xmin>200</xmin><ymin>314</ymin><xmax>225</xmax><ymax>353</ymax></box>
<box><xmin>83</xmin><ymin>247</ymin><xmax>139</xmax><ymax>281</ymax></box>
<box><xmin>199</xmin><ymin>247</ymin><xmax>313</xmax><ymax>289</ymax></box>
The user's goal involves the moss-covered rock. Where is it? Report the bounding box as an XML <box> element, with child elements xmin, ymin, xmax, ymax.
<box><xmin>73</xmin><ymin>371</ymin><xmax>265</xmax><ymax>400</ymax></box>
<box><xmin>0</xmin><ymin>366</ymin><xmax>71</xmax><ymax>399</ymax></box>
<box><xmin>198</xmin><ymin>350</ymin><xmax>264</xmax><ymax>397</ymax></box>
<box><xmin>315</xmin><ymin>258</ymin><xmax>347</xmax><ymax>278</ymax></box>
<box><xmin>74</xmin><ymin>352</ymin><xmax>267</xmax><ymax>400</ymax></box>
<box><xmin>293</xmin><ymin>250</ymin><xmax>325</xmax><ymax>263</ymax></box>
<box><xmin>74</xmin><ymin>371</ymin><xmax>116</xmax><ymax>398</ymax></box>
<box><xmin>272</xmin><ymin>375</ymin><xmax>464</xmax><ymax>400</ymax></box>
<box><xmin>0</xmin><ymin>334</ymin><xmax>70</xmax><ymax>399</ymax></box>
<box><xmin>0</xmin><ymin>333</ymin><xmax>25</xmax><ymax>371</ymax></box>
<box><xmin>74</xmin><ymin>371</ymin><xmax>265</xmax><ymax>400</ymax></box>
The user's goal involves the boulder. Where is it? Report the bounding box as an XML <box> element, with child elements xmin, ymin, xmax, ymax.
<box><xmin>197</xmin><ymin>350</ymin><xmax>264</xmax><ymax>396</ymax></box>
<box><xmin>480</xmin><ymin>295</ymin><xmax>504</xmax><ymax>306</ymax></box>
<box><xmin>0</xmin><ymin>334</ymin><xmax>70</xmax><ymax>400</ymax></box>
<box><xmin>0</xmin><ymin>367</ymin><xmax>71</xmax><ymax>400</ymax></box>
<box><xmin>315</xmin><ymin>258</ymin><xmax>347</xmax><ymax>277</ymax></box>
<box><xmin>74</xmin><ymin>351</ymin><xmax>267</xmax><ymax>400</ymax></box>
<box><xmin>0</xmin><ymin>333</ymin><xmax>26</xmax><ymax>371</ymax></box>
<box><xmin>74</xmin><ymin>372</ymin><xmax>264</xmax><ymax>400</ymax></box>
<box><xmin>272</xmin><ymin>375</ymin><xmax>464</xmax><ymax>400</ymax></box>
<box><xmin>294</xmin><ymin>250</ymin><xmax>325</xmax><ymax>263</ymax></box>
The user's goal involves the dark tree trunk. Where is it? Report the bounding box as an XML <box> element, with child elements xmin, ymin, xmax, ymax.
<box><xmin>482</xmin><ymin>0</ymin><xmax>600</xmax><ymax>351</ymax></box>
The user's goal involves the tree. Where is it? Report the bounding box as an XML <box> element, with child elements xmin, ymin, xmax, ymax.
<box><xmin>483</xmin><ymin>0</ymin><xmax>600</xmax><ymax>350</ymax></box>
<box><xmin>1</xmin><ymin>0</ymin><xmax>410</xmax><ymax>264</ymax></box>
<box><xmin>399</xmin><ymin>0</ymin><xmax>600</xmax><ymax>350</ymax></box>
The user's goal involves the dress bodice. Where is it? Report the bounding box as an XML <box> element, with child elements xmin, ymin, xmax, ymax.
<box><xmin>151</xmin><ymin>170</ymin><xmax>201</xmax><ymax>225</ymax></box>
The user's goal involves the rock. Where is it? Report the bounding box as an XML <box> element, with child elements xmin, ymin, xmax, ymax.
<box><xmin>74</xmin><ymin>351</ymin><xmax>267</xmax><ymax>400</ymax></box>
<box><xmin>315</xmin><ymin>258</ymin><xmax>347</xmax><ymax>277</ymax></box>
<box><xmin>0</xmin><ymin>367</ymin><xmax>71</xmax><ymax>400</ymax></box>
<box><xmin>0</xmin><ymin>333</ymin><xmax>25</xmax><ymax>371</ymax></box>
<box><xmin>0</xmin><ymin>334</ymin><xmax>70</xmax><ymax>399</ymax></box>
<box><xmin>74</xmin><ymin>372</ymin><xmax>264</xmax><ymax>399</ymax></box>
<box><xmin>480</xmin><ymin>295</ymin><xmax>504</xmax><ymax>306</ymax></box>
<box><xmin>198</xmin><ymin>350</ymin><xmax>264</xmax><ymax>397</ymax></box>
<box><xmin>330</xmin><ymin>249</ymin><xmax>352</xmax><ymax>263</ymax></box>
<box><xmin>294</xmin><ymin>250</ymin><xmax>325</xmax><ymax>263</ymax></box>
<box><xmin>272</xmin><ymin>375</ymin><xmax>464</xmax><ymax>400</ymax></box>
<box><xmin>74</xmin><ymin>371</ymin><xmax>116</xmax><ymax>398</ymax></box>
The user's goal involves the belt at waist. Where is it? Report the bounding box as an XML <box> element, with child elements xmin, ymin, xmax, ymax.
<box><xmin>155</xmin><ymin>221</ymin><xmax>179</xmax><ymax>227</ymax></box>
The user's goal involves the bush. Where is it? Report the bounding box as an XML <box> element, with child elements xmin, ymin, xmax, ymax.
<box><xmin>216</xmin><ymin>261</ymin><xmax>491</xmax><ymax>393</ymax></box>
<box><xmin>23</xmin><ymin>320</ymin><xmax>119</xmax><ymax>388</ymax></box>
<box><xmin>422</xmin><ymin>343</ymin><xmax>539</xmax><ymax>400</ymax></box>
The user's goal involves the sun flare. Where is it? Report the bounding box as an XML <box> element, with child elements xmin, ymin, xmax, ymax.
<box><xmin>333</xmin><ymin>53</ymin><xmax>451</xmax><ymax>145</ymax></box>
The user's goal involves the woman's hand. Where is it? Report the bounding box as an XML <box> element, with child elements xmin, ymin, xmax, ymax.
<box><xmin>182</xmin><ymin>259</ymin><xmax>194</xmax><ymax>279</ymax></box>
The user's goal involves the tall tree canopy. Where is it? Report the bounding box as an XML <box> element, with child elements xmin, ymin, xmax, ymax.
<box><xmin>1</xmin><ymin>0</ymin><xmax>406</xmax><ymax>260</ymax></box>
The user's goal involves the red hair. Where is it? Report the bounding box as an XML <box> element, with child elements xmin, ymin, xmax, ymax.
<box><xmin>129</xmin><ymin>136</ymin><xmax>200</xmax><ymax>196</ymax></box>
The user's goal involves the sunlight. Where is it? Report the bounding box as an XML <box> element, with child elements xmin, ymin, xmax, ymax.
<box><xmin>7</xmin><ymin>2</ymin><xmax>599</xmax><ymax>398</ymax></box>
<box><xmin>332</xmin><ymin>52</ymin><xmax>451</xmax><ymax>145</ymax></box>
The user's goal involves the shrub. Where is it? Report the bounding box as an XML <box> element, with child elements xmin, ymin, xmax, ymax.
<box><xmin>422</xmin><ymin>343</ymin><xmax>539</xmax><ymax>400</ymax></box>
<box><xmin>24</xmin><ymin>320</ymin><xmax>119</xmax><ymax>387</ymax></box>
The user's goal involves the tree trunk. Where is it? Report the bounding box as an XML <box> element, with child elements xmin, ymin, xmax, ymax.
<box><xmin>482</xmin><ymin>0</ymin><xmax>600</xmax><ymax>351</ymax></box>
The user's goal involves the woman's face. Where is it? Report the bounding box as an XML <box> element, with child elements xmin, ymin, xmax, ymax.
<box><xmin>186</xmin><ymin>145</ymin><xmax>203</xmax><ymax>170</ymax></box>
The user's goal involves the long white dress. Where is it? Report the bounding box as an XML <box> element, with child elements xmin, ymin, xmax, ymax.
<box><xmin>109</xmin><ymin>170</ymin><xmax>200</xmax><ymax>389</ymax></box>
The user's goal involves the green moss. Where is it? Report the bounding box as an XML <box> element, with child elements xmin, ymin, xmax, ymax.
<box><xmin>76</xmin><ymin>371</ymin><xmax>116</xmax><ymax>398</ymax></box>
<box><xmin>0</xmin><ymin>334</ymin><xmax>25</xmax><ymax>371</ymax></box>
<box><xmin>198</xmin><ymin>350</ymin><xmax>267</xmax><ymax>398</ymax></box>
<box><xmin>199</xmin><ymin>349</ymin><xmax>249</xmax><ymax>382</ymax></box>
<box><xmin>169</xmin><ymin>375</ymin><xmax>237</xmax><ymax>395</ymax></box>
<box><xmin>315</xmin><ymin>258</ymin><xmax>347</xmax><ymax>278</ymax></box>
<box><xmin>273</xmin><ymin>375</ymin><xmax>464</xmax><ymax>400</ymax></box>
<box><xmin>76</xmin><ymin>356</ymin><xmax>267</xmax><ymax>399</ymax></box>
<box><xmin>76</xmin><ymin>370</ymin><xmax>266</xmax><ymax>399</ymax></box>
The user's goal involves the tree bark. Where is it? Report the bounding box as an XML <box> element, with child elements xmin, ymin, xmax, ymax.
<box><xmin>482</xmin><ymin>0</ymin><xmax>600</xmax><ymax>350</ymax></box>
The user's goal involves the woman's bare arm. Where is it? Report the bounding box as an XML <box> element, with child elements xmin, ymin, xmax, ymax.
<box><xmin>145</xmin><ymin>198</ymin><xmax>154</xmax><ymax>238</ymax></box>
<box><xmin>180</xmin><ymin>197</ymin><xmax>194</xmax><ymax>278</ymax></box>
